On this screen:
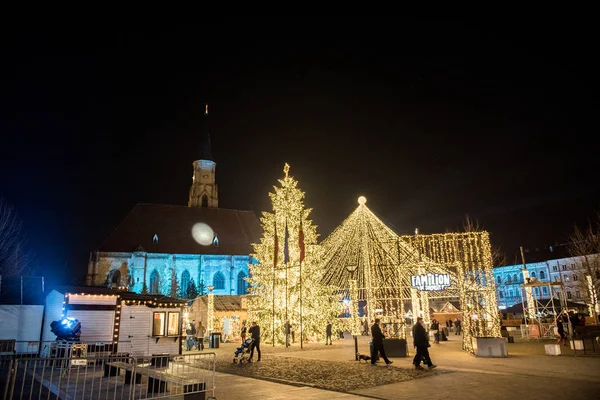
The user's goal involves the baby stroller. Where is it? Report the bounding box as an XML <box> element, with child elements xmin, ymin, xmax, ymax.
<box><xmin>233</xmin><ymin>338</ymin><xmax>254</xmax><ymax>363</ymax></box>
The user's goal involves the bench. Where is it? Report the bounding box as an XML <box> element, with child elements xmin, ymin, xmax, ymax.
<box><xmin>104</xmin><ymin>358</ymin><xmax>142</xmax><ymax>384</ymax></box>
<box><xmin>145</xmin><ymin>368</ymin><xmax>206</xmax><ymax>400</ymax></box>
<box><xmin>0</xmin><ymin>340</ymin><xmax>16</xmax><ymax>356</ymax></box>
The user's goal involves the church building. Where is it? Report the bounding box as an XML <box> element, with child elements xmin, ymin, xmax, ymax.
<box><xmin>86</xmin><ymin>106</ymin><xmax>262</xmax><ymax>297</ymax></box>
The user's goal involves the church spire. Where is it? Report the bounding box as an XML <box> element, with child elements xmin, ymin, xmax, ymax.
<box><xmin>199</xmin><ymin>103</ymin><xmax>213</xmax><ymax>161</ymax></box>
<box><xmin>188</xmin><ymin>104</ymin><xmax>218</xmax><ymax>208</ymax></box>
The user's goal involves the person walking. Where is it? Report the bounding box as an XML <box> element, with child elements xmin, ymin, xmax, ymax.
<box><xmin>284</xmin><ymin>320</ymin><xmax>291</xmax><ymax>346</ymax></box>
<box><xmin>556</xmin><ymin>316</ymin><xmax>567</xmax><ymax>346</ymax></box>
<box><xmin>371</xmin><ymin>319</ymin><xmax>393</xmax><ymax>365</ymax></box>
<box><xmin>454</xmin><ymin>318</ymin><xmax>462</xmax><ymax>335</ymax></box>
<box><xmin>248</xmin><ymin>321</ymin><xmax>261</xmax><ymax>362</ymax></box>
<box><xmin>413</xmin><ymin>317</ymin><xmax>436</xmax><ymax>370</ymax></box>
<box><xmin>431</xmin><ymin>319</ymin><xmax>440</xmax><ymax>344</ymax></box>
<box><xmin>240</xmin><ymin>322</ymin><xmax>247</xmax><ymax>343</ymax></box>
<box><xmin>326</xmin><ymin>321</ymin><xmax>333</xmax><ymax>345</ymax></box>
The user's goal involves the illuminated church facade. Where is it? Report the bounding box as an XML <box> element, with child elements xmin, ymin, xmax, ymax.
<box><xmin>86</xmin><ymin>107</ymin><xmax>261</xmax><ymax>297</ymax></box>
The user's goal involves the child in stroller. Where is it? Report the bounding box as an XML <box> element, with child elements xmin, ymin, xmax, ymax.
<box><xmin>233</xmin><ymin>338</ymin><xmax>254</xmax><ymax>363</ymax></box>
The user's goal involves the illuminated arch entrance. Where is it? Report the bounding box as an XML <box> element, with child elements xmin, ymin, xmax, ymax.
<box><xmin>320</xmin><ymin>196</ymin><xmax>500</xmax><ymax>353</ymax></box>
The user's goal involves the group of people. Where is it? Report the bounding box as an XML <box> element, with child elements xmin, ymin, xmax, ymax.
<box><xmin>368</xmin><ymin>317</ymin><xmax>437</xmax><ymax>369</ymax></box>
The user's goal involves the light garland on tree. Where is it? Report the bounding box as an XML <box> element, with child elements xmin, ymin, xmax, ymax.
<box><xmin>207</xmin><ymin>286</ymin><xmax>215</xmax><ymax>333</ymax></box>
<box><xmin>247</xmin><ymin>163</ymin><xmax>341</xmax><ymax>346</ymax></box>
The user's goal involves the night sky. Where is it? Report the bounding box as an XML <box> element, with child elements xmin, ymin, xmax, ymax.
<box><xmin>1</xmin><ymin>21</ymin><xmax>597</xmax><ymax>285</ymax></box>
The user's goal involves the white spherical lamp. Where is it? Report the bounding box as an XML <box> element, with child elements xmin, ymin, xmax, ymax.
<box><xmin>358</xmin><ymin>196</ymin><xmax>367</xmax><ymax>205</ymax></box>
<box><xmin>191</xmin><ymin>222</ymin><xmax>215</xmax><ymax>246</ymax></box>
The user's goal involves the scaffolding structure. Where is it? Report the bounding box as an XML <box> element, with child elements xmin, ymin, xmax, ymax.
<box><xmin>519</xmin><ymin>279</ymin><xmax>570</xmax><ymax>340</ymax></box>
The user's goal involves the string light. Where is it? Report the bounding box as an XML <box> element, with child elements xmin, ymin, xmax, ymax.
<box><xmin>319</xmin><ymin>198</ymin><xmax>501</xmax><ymax>353</ymax></box>
<box><xmin>248</xmin><ymin>163</ymin><xmax>342</xmax><ymax>345</ymax></box>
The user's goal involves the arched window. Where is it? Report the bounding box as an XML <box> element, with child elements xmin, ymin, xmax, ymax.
<box><xmin>507</xmin><ymin>275</ymin><xmax>512</xmax><ymax>283</ymax></box>
<box><xmin>201</xmin><ymin>194</ymin><xmax>208</xmax><ymax>208</ymax></box>
<box><xmin>531</xmin><ymin>271</ymin><xmax>536</xmax><ymax>278</ymax></box>
<box><xmin>110</xmin><ymin>270</ymin><xmax>121</xmax><ymax>286</ymax></box>
<box><xmin>181</xmin><ymin>270</ymin><xmax>190</xmax><ymax>296</ymax></box>
<box><xmin>539</xmin><ymin>271</ymin><xmax>545</xmax><ymax>280</ymax></box>
<box><xmin>513</xmin><ymin>274</ymin><xmax>518</xmax><ymax>283</ymax></box>
<box><xmin>496</xmin><ymin>276</ymin><xmax>502</xmax><ymax>284</ymax></box>
<box><xmin>150</xmin><ymin>269</ymin><xmax>160</xmax><ymax>294</ymax></box>
<box><xmin>213</xmin><ymin>272</ymin><xmax>225</xmax><ymax>290</ymax></box>
<box><xmin>237</xmin><ymin>271</ymin><xmax>247</xmax><ymax>294</ymax></box>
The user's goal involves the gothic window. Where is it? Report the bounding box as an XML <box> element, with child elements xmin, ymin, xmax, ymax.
<box><xmin>181</xmin><ymin>270</ymin><xmax>190</xmax><ymax>296</ymax></box>
<box><xmin>150</xmin><ymin>269</ymin><xmax>160</xmax><ymax>294</ymax></box>
<box><xmin>539</xmin><ymin>271</ymin><xmax>545</xmax><ymax>280</ymax></box>
<box><xmin>110</xmin><ymin>270</ymin><xmax>121</xmax><ymax>286</ymax></box>
<box><xmin>202</xmin><ymin>195</ymin><xmax>208</xmax><ymax>208</ymax></box>
<box><xmin>531</xmin><ymin>271</ymin><xmax>536</xmax><ymax>278</ymax></box>
<box><xmin>213</xmin><ymin>272</ymin><xmax>225</xmax><ymax>290</ymax></box>
<box><xmin>496</xmin><ymin>276</ymin><xmax>501</xmax><ymax>284</ymax></box>
<box><xmin>567</xmin><ymin>291</ymin><xmax>572</xmax><ymax>299</ymax></box>
<box><xmin>573</xmin><ymin>274</ymin><xmax>578</xmax><ymax>281</ymax></box>
<box><xmin>237</xmin><ymin>271</ymin><xmax>247</xmax><ymax>294</ymax></box>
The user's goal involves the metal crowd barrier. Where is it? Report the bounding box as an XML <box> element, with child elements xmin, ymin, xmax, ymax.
<box><xmin>2</xmin><ymin>352</ymin><xmax>216</xmax><ymax>399</ymax></box>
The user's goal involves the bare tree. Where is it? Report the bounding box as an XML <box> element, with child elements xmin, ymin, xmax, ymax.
<box><xmin>0</xmin><ymin>198</ymin><xmax>31</xmax><ymax>277</ymax></box>
<box><xmin>568</xmin><ymin>214</ymin><xmax>600</xmax><ymax>323</ymax></box>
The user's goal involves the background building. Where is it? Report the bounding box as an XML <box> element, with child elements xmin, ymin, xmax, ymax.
<box><xmin>494</xmin><ymin>245</ymin><xmax>600</xmax><ymax>314</ymax></box>
<box><xmin>86</xmin><ymin>108</ymin><xmax>261</xmax><ymax>297</ymax></box>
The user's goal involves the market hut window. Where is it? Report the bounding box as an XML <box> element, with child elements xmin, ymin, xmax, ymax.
<box><xmin>152</xmin><ymin>311</ymin><xmax>181</xmax><ymax>337</ymax></box>
<box><xmin>168</xmin><ymin>312</ymin><xmax>180</xmax><ymax>336</ymax></box>
<box><xmin>152</xmin><ymin>312</ymin><xmax>166</xmax><ymax>336</ymax></box>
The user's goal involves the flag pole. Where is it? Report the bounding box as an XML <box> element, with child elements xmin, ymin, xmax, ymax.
<box><xmin>285</xmin><ymin>262</ymin><xmax>288</xmax><ymax>348</ymax></box>
<box><xmin>273</xmin><ymin>264</ymin><xmax>275</xmax><ymax>347</ymax></box>
<box><xmin>300</xmin><ymin>259</ymin><xmax>303</xmax><ymax>349</ymax></box>
<box><xmin>272</xmin><ymin>218</ymin><xmax>278</xmax><ymax>347</ymax></box>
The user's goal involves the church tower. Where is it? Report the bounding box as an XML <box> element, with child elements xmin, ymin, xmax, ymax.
<box><xmin>188</xmin><ymin>105</ymin><xmax>219</xmax><ymax>208</ymax></box>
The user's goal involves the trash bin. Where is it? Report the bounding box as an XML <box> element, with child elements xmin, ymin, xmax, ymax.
<box><xmin>209</xmin><ymin>332</ymin><xmax>221</xmax><ymax>348</ymax></box>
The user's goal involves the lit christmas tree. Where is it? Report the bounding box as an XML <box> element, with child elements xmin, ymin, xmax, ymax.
<box><xmin>247</xmin><ymin>163</ymin><xmax>341</xmax><ymax>346</ymax></box>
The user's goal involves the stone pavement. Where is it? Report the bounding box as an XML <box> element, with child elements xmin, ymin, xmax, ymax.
<box><xmin>201</xmin><ymin>334</ymin><xmax>600</xmax><ymax>400</ymax></box>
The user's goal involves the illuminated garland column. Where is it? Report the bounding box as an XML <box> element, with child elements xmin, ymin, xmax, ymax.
<box><xmin>411</xmin><ymin>288</ymin><xmax>421</xmax><ymax>322</ymax></box>
<box><xmin>360</xmin><ymin>212</ymin><xmax>375</xmax><ymax>321</ymax></box>
<box><xmin>481</xmin><ymin>233</ymin><xmax>501</xmax><ymax>337</ymax></box>
<box><xmin>207</xmin><ymin>286</ymin><xmax>215</xmax><ymax>333</ymax></box>
<box><xmin>349</xmin><ymin>279</ymin><xmax>359</xmax><ymax>336</ymax></box>
<box><xmin>398</xmin><ymin>284</ymin><xmax>406</xmax><ymax>339</ymax></box>
<box><xmin>421</xmin><ymin>290</ymin><xmax>431</xmax><ymax>326</ymax></box>
<box><xmin>454</xmin><ymin>240</ymin><xmax>472</xmax><ymax>353</ymax></box>
<box><xmin>586</xmin><ymin>275</ymin><xmax>598</xmax><ymax>323</ymax></box>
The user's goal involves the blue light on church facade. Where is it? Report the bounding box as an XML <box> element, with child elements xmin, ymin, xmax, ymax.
<box><xmin>86</xmin><ymin>107</ymin><xmax>263</xmax><ymax>297</ymax></box>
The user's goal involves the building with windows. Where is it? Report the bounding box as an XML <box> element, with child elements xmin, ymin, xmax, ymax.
<box><xmin>493</xmin><ymin>245</ymin><xmax>600</xmax><ymax>314</ymax></box>
<box><xmin>85</xmin><ymin>107</ymin><xmax>261</xmax><ymax>297</ymax></box>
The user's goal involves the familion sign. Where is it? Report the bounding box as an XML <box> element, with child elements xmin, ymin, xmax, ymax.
<box><xmin>411</xmin><ymin>273</ymin><xmax>451</xmax><ymax>291</ymax></box>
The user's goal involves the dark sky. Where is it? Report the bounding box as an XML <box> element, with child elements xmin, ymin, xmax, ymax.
<box><xmin>1</xmin><ymin>21</ymin><xmax>597</xmax><ymax>285</ymax></box>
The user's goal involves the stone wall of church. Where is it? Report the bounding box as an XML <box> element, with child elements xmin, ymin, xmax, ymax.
<box><xmin>89</xmin><ymin>251</ymin><xmax>253</xmax><ymax>297</ymax></box>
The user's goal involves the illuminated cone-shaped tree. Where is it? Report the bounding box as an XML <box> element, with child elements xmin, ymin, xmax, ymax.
<box><xmin>247</xmin><ymin>163</ymin><xmax>341</xmax><ymax>345</ymax></box>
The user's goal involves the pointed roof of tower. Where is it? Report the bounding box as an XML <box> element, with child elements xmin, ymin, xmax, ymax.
<box><xmin>199</xmin><ymin>104</ymin><xmax>214</xmax><ymax>161</ymax></box>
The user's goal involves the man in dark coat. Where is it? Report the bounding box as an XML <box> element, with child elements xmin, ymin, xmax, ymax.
<box><xmin>248</xmin><ymin>321</ymin><xmax>261</xmax><ymax>362</ymax></box>
<box><xmin>370</xmin><ymin>319</ymin><xmax>393</xmax><ymax>365</ymax></box>
<box><xmin>412</xmin><ymin>317</ymin><xmax>436</xmax><ymax>369</ymax></box>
